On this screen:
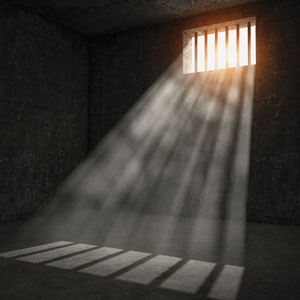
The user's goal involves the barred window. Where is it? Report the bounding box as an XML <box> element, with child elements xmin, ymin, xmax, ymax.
<box><xmin>183</xmin><ymin>17</ymin><xmax>256</xmax><ymax>74</ymax></box>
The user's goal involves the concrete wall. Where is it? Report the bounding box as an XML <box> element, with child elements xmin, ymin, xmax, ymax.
<box><xmin>249</xmin><ymin>1</ymin><xmax>300</xmax><ymax>224</ymax></box>
<box><xmin>0</xmin><ymin>3</ymin><xmax>89</xmax><ymax>221</ymax></box>
<box><xmin>89</xmin><ymin>1</ymin><xmax>300</xmax><ymax>224</ymax></box>
<box><xmin>1</xmin><ymin>1</ymin><xmax>299</xmax><ymax>224</ymax></box>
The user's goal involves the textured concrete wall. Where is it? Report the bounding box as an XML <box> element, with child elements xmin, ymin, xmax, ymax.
<box><xmin>249</xmin><ymin>1</ymin><xmax>300</xmax><ymax>224</ymax></box>
<box><xmin>89</xmin><ymin>1</ymin><xmax>300</xmax><ymax>224</ymax></box>
<box><xmin>0</xmin><ymin>4</ymin><xmax>89</xmax><ymax>221</ymax></box>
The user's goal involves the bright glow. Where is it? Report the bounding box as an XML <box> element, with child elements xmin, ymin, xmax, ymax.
<box><xmin>228</xmin><ymin>29</ymin><xmax>237</xmax><ymax>67</ymax></box>
<box><xmin>218</xmin><ymin>31</ymin><xmax>226</xmax><ymax>69</ymax></box>
<box><xmin>239</xmin><ymin>26</ymin><xmax>248</xmax><ymax>66</ymax></box>
<box><xmin>183</xmin><ymin>19</ymin><xmax>256</xmax><ymax>73</ymax></box>
<box><xmin>197</xmin><ymin>34</ymin><xmax>205</xmax><ymax>72</ymax></box>
<box><xmin>251</xmin><ymin>25</ymin><xmax>256</xmax><ymax>64</ymax></box>
<box><xmin>207</xmin><ymin>33</ymin><xmax>215</xmax><ymax>70</ymax></box>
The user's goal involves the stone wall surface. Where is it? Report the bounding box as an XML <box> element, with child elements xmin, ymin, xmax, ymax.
<box><xmin>1</xmin><ymin>0</ymin><xmax>299</xmax><ymax>224</ymax></box>
<box><xmin>0</xmin><ymin>3</ymin><xmax>89</xmax><ymax>221</ymax></box>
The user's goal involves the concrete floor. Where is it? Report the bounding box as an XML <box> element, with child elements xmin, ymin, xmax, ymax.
<box><xmin>0</xmin><ymin>211</ymin><xmax>299</xmax><ymax>300</ymax></box>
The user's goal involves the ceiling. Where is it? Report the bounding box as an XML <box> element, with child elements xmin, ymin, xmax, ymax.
<box><xmin>5</xmin><ymin>0</ymin><xmax>258</xmax><ymax>37</ymax></box>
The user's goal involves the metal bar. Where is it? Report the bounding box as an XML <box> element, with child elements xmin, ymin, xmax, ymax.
<box><xmin>205</xmin><ymin>30</ymin><xmax>208</xmax><ymax>71</ymax></box>
<box><xmin>215</xmin><ymin>28</ymin><xmax>218</xmax><ymax>69</ymax></box>
<box><xmin>237</xmin><ymin>24</ymin><xmax>240</xmax><ymax>67</ymax></box>
<box><xmin>195</xmin><ymin>32</ymin><xmax>198</xmax><ymax>72</ymax></box>
<box><xmin>248</xmin><ymin>22</ymin><xmax>251</xmax><ymax>65</ymax></box>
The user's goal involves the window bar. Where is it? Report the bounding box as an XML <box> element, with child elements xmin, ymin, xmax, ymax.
<box><xmin>236</xmin><ymin>24</ymin><xmax>240</xmax><ymax>67</ymax></box>
<box><xmin>248</xmin><ymin>22</ymin><xmax>251</xmax><ymax>65</ymax></box>
<box><xmin>215</xmin><ymin>28</ymin><xmax>218</xmax><ymax>69</ymax></box>
<box><xmin>195</xmin><ymin>32</ymin><xmax>198</xmax><ymax>72</ymax></box>
<box><xmin>204</xmin><ymin>30</ymin><xmax>208</xmax><ymax>71</ymax></box>
<box><xmin>225</xmin><ymin>26</ymin><xmax>229</xmax><ymax>69</ymax></box>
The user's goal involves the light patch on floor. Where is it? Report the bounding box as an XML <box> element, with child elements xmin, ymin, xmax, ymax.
<box><xmin>160</xmin><ymin>259</ymin><xmax>216</xmax><ymax>294</ymax></box>
<box><xmin>117</xmin><ymin>255</ymin><xmax>181</xmax><ymax>285</ymax></box>
<box><xmin>0</xmin><ymin>241</ymin><xmax>72</xmax><ymax>258</ymax></box>
<box><xmin>208</xmin><ymin>265</ymin><xmax>245</xmax><ymax>300</ymax></box>
<box><xmin>16</xmin><ymin>243</ymin><xmax>96</xmax><ymax>263</ymax></box>
<box><xmin>0</xmin><ymin>241</ymin><xmax>244</xmax><ymax>298</ymax></box>
<box><xmin>80</xmin><ymin>250</ymin><xmax>151</xmax><ymax>276</ymax></box>
<box><xmin>46</xmin><ymin>246</ymin><xmax>122</xmax><ymax>269</ymax></box>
